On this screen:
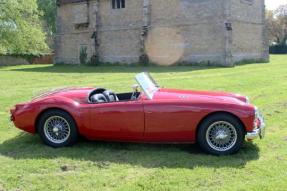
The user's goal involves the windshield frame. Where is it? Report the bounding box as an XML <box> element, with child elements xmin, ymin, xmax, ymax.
<box><xmin>135</xmin><ymin>72</ymin><xmax>159</xmax><ymax>100</ymax></box>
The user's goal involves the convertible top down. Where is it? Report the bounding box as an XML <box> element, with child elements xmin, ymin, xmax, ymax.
<box><xmin>10</xmin><ymin>72</ymin><xmax>265</xmax><ymax>155</ymax></box>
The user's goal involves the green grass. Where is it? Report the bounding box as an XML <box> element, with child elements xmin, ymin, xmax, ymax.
<box><xmin>0</xmin><ymin>55</ymin><xmax>287</xmax><ymax>191</ymax></box>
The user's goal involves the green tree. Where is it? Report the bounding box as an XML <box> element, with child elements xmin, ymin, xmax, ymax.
<box><xmin>266</xmin><ymin>4</ymin><xmax>287</xmax><ymax>44</ymax></box>
<box><xmin>37</xmin><ymin>0</ymin><xmax>56</xmax><ymax>35</ymax></box>
<box><xmin>0</xmin><ymin>0</ymin><xmax>49</xmax><ymax>55</ymax></box>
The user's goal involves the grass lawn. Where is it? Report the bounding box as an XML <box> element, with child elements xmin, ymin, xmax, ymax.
<box><xmin>0</xmin><ymin>55</ymin><xmax>287</xmax><ymax>191</ymax></box>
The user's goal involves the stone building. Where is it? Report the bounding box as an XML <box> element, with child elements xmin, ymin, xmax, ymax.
<box><xmin>55</xmin><ymin>0</ymin><xmax>269</xmax><ymax>66</ymax></box>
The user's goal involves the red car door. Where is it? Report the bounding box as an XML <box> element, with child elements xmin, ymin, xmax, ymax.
<box><xmin>143</xmin><ymin>100</ymin><xmax>201</xmax><ymax>142</ymax></box>
<box><xmin>88</xmin><ymin>100</ymin><xmax>145</xmax><ymax>141</ymax></box>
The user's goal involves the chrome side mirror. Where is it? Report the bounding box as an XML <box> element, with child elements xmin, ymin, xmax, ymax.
<box><xmin>131</xmin><ymin>84</ymin><xmax>139</xmax><ymax>100</ymax></box>
<box><xmin>132</xmin><ymin>84</ymin><xmax>139</xmax><ymax>92</ymax></box>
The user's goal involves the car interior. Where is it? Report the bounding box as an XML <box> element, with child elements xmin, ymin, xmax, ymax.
<box><xmin>88</xmin><ymin>86</ymin><xmax>141</xmax><ymax>104</ymax></box>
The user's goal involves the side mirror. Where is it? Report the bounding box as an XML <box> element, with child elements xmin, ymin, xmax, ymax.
<box><xmin>132</xmin><ymin>84</ymin><xmax>139</xmax><ymax>92</ymax></box>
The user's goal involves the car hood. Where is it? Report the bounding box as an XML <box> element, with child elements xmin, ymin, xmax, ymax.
<box><xmin>153</xmin><ymin>88</ymin><xmax>249</xmax><ymax>105</ymax></box>
<box><xmin>32</xmin><ymin>87</ymin><xmax>94</xmax><ymax>103</ymax></box>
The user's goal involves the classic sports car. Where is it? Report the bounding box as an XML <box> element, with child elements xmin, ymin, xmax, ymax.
<box><xmin>10</xmin><ymin>72</ymin><xmax>265</xmax><ymax>155</ymax></box>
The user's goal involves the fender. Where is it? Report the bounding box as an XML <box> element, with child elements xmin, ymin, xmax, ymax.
<box><xmin>12</xmin><ymin>96</ymin><xmax>86</xmax><ymax>134</ymax></box>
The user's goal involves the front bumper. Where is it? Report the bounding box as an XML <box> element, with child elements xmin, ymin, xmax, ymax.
<box><xmin>246</xmin><ymin>111</ymin><xmax>266</xmax><ymax>140</ymax></box>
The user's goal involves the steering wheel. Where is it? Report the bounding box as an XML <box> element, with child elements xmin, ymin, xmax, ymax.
<box><xmin>88</xmin><ymin>88</ymin><xmax>106</xmax><ymax>103</ymax></box>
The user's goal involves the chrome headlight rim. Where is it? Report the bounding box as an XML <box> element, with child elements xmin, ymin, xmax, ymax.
<box><xmin>253</xmin><ymin>106</ymin><xmax>264</xmax><ymax>130</ymax></box>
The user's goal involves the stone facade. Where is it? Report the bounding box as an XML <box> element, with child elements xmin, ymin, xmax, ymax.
<box><xmin>55</xmin><ymin>0</ymin><xmax>269</xmax><ymax>66</ymax></box>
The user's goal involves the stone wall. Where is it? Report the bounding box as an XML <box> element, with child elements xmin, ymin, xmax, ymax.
<box><xmin>230</xmin><ymin>0</ymin><xmax>269</xmax><ymax>63</ymax></box>
<box><xmin>97</xmin><ymin>0</ymin><xmax>143</xmax><ymax>63</ymax></box>
<box><xmin>55</xmin><ymin>0</ymin><xmax>268</xmax><ymax>66</ymax></box>
<box><xmin>149</xmin><ymin>0</ymin><xmax>226</xmax><ymax>65</ymax></box>
<box><xmin>0</xmin><ymin>56</ymin><xmax>29</xmax><ymax>66</ymax></box>
<box><xmin>55</xmin><ymin>2</ymin><xmax>94</xmax><ymax>64</ymax></box>
<box><xmin>0</xmin><ymin>55</ymin><xmax>54</xmax><ymax>66</ymax></box>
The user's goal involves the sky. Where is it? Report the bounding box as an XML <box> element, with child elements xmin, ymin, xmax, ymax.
<box><xmin>265</xmin><ymin>0</ymin><xmax>287</xmax><ymax>10</ymax></box>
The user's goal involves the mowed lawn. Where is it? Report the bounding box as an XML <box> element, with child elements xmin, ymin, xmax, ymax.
<box><xmin>0</xmin><ymin>55</ymin><xmax>287</xmax><ymax>191</ymax></box>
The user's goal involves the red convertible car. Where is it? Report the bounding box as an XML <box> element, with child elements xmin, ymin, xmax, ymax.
<box><xmin>10</xmin><ymin>72</ymin><xmax>265</xmax><ymax>155</ymax></box>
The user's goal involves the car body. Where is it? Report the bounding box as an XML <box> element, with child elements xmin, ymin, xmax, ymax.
<box><xmin>10</xmin><ymin>72</ymin><xmax>265</xmax><ymax>155</ymax></box>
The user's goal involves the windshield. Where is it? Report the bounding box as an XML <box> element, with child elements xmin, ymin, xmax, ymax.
<box><xmin>135</xmin><ymin>72</ymin><xmax>159</xmax><ymax>99</ymax></box>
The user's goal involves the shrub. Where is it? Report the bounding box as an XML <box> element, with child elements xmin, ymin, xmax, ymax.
<box><xmin>87</xmin><ymin>54</ymin><xmax>100</xmax><ymax>66</ymax></box>
<box><xmin>269</xmin><ymin>42</ymin><xmax>287</xmax><ymax>54</ymax></box>
<box><xmin>79</xmin><ymin>47</ymin><xmax>88</xmax><ymax>65</ymax></box>
<box><xmin>139</xmin><ymin>54</ymin><xmax>149</xmax><ymax>66</ymax></box>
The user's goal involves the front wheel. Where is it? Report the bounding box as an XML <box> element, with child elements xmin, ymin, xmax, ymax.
<box><xmin>37</xmin><ymin>109</ymin><xmax>78</xmax><ymax>148</ymax></box>
<box><xmin>197</xmin><ymin>114</ymin><xmax>244</xmax><ymax>155</ymax></box>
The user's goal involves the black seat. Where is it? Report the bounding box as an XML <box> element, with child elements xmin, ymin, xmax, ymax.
<box><xmin>90</xmin><ymin>93</ymin><xmax>108</xmax><ymax>103</ymax></box>
<box><xmin>103</xmin><ymin>90</ymin><xmax>119</xmax><ymax>102</ymax></box>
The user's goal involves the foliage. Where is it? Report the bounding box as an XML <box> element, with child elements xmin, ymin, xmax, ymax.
<box><xmin>266</xmin><ymin>5</ymin><xmax>287</xmax><ymax>44</ymax></box>
<box><xmin>79</xmin><ymin>47</ymin><xmax>88</xmax><ymax>65</ymax></box>
<box><xmin>0</xmin><ymin>0</ymin><xmax>49</xmax><ymax>55</ymax></box>
<box><xmin>269</xmin><ymin>41</ymin><xmax>287</xmax><ymax>54</ymax></box>
<box><xmin>37</xmin><ymin>0</ymin><xmax>57</xmax><ymax>35</ymax></box>
<box><xmin>0</xmin><ymin>55</ymin><xmax>287</xmax><ymax>190</ymax></box>
<box><xmin>139</xmin><ymin>53</ymin><xmax>150</xmax><ymax>66</ymax></box>
<box><xmin>87</xmin><ymin>54</ymin><xmax>100</xmax><ymax>66</ymax></box>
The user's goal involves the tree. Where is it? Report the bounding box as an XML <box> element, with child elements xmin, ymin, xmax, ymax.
<box><xmin>0</xmin><ymin>0</ymin><xmax>49</xmax><ymax>55</ymax></box>
<box><xmin>266</xmin><ymin>5</ymin><xmax>287</xmax><ymax>44</ymax></box>
<box><xmin>37</xmin><ymin>0</ymin><xmax>56</xmax><ymax>35</ymax></box>
<box><xmin>274</xmin><ymin>4</ymin><xmax>287</xmax><ymax>43</ymax></box>
<box><xmin>37</xmin><ymin>0</ymin><xmax>57</xmax><ymax>49</ymax></box>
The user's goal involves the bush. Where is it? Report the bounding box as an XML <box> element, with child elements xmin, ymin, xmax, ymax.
<box><xmin>139</xmin><ymin>54</ymin><xmax>149</xmax><ymax>66</ymax></box>
<box><xmin>79</xmin><ymin>47</ymin><xmax>88</xmax><ymax>65</ymax></box>
<box><xmin>87</xmin><ymin>54</ymin><xmax>100</xmax><ymax>66</ymax></box>
<box><xmin>269</xmin><ymin>43</ymin><xmax>287</xmax><ymax>54</ymax></box>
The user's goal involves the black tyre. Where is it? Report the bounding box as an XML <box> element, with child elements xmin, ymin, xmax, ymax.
<box><xmin>37</xmin><ymin>109</ymin><xmax>78</xmax><ymax>148</ymax></box>
<box><xmin>197</xmin><ymin>113</ymin><xmax>244</xmax><ymax>155</ymax></box>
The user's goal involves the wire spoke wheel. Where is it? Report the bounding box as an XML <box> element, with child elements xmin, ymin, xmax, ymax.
<box><xmin>206</xmin><ymin>121</ymin><xmax>237</xmax><ymax>152</ymax></box>
<box><xmin>44</xmin><ymin>116</ymin><xmax>71</xmax><ymax>144</ymax></box>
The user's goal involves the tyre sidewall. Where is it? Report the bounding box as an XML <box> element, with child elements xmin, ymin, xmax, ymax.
<box><xmin>37</xmin><ymin>110</ymin><xmax>78</xmax><ymax>148</ymax></box>
<box><xmin>197</xmin><ymin>114</ymin><xmax>244</xmax><ymax>155</ymax></box>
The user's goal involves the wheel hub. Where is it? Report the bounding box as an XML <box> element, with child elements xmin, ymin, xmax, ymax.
<box><xmin>53</xmin><ymin>126</ymin><xmax>59</xmax><ymax>133</ymax></box>
<box><xmin>43</xmin><ymin>116</ymin><xmax>71</xmax><ymax>144</ymax></box>
<box><xmin>206</xmin><ymin>121</ymin><xmax>238</xmax><ymax>152</ymax></box>
<box><xmin>215</xmin><ymin>130</ymin><xmax>228</xmax><ymax>140</ymax></box>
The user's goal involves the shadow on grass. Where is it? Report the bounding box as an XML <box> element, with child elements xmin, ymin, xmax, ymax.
<box><xmin>8</xmin><ymin>65</ymin><xmax>222</xmax><ymax>74</ymax></box>
<box><xmin>0</xmin><ymin>133</ymin><xmax>259</xmax><ymax>169</ymax></box>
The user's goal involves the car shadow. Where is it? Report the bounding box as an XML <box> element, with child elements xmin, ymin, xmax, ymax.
<box><xmin>0</xmin><ymin>133</ymin><xmax>260</xmax><ymax>169</ymax></box>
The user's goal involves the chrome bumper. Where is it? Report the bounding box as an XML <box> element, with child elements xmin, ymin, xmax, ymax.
<box><xmin>246</xmin><ymin>112</ymin><xmax>266</xmax><ymax>140</ymax></box>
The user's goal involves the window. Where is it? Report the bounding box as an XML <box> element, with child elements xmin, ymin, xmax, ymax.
<box><xmin>112</xmin><ymin>0</ymin><xmax>125</xmax><ymax>9</ymax></box>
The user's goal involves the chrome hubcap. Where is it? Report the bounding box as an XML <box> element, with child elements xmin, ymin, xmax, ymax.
<box><xmin>206</xmin><ymin>121</ymin><xmax>237</xmax><ymax>152</ymax></box>
<box><xmin>44</xmin><ymin>116</ymin><xmax>71</xmax><ymax>144</ymax></box>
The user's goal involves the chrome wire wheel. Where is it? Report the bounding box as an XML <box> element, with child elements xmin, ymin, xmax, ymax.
<box><xmin>43</xmin><ymin>116</ymin><xmax>71</xmax><ymax>144</ymax></box>
<box><xmin>206</xmin><ymin>121</ymin><xmax>237</xmax><ymax>152</ymax></box>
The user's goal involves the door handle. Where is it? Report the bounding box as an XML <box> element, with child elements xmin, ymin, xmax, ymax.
<box><xmin>146</xmin><ymin>111</ymin><xmax>152</xmax><ymax>114</ymax></box>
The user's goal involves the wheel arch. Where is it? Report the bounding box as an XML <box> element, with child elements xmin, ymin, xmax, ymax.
<box><xmin>34</xmin><ymin>107</ymin><xmax>77</xmax><ymax>133</ymax></box>
<box><xmin>195</xmin><ymin>111</ymin><xmax>247</xmax><ymax>140</ymax></box>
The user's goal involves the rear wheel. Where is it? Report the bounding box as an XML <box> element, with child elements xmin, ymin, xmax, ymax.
<box><xmin>197</xmin><ymin>113</ymin><xmax>244</xmax><ymax>155</ymax></box>
<box><xmin>37</xmin><ymin>109</ymin><xmax>78</xmax><ymax>148</ymax></box>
